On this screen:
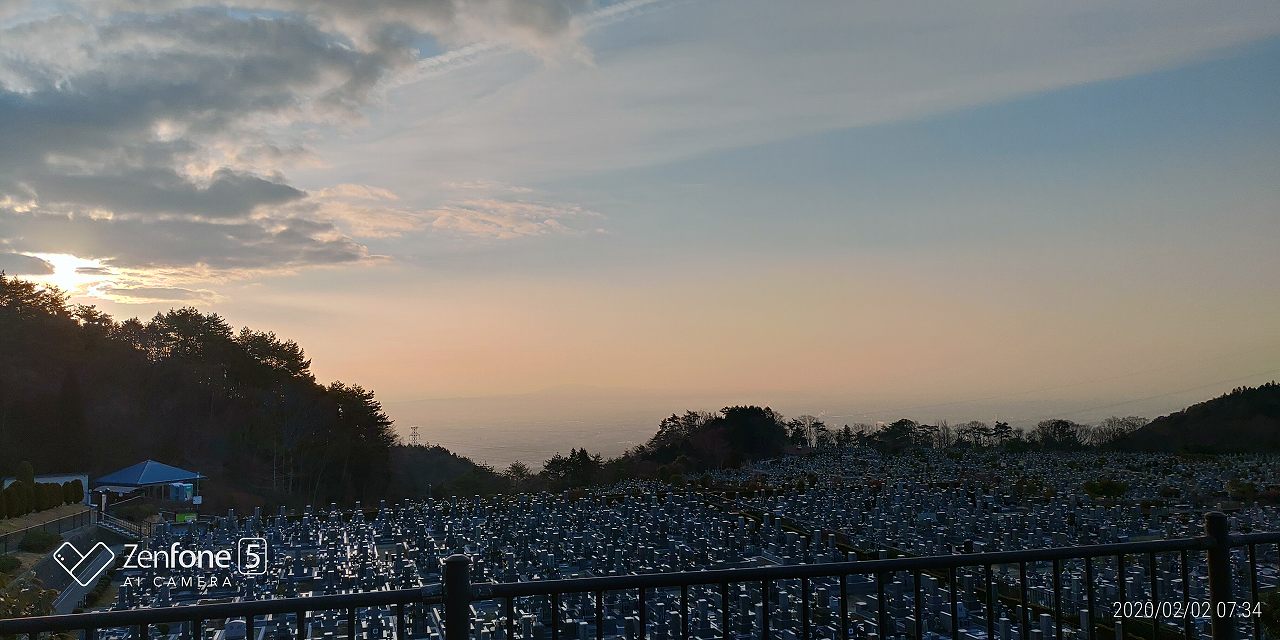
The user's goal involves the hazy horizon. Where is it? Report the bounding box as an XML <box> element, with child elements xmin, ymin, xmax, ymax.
<box><xmin>3</xmin><ymin>1</ymin><xmax>1278</xmax><ymax>467</ymax></box>
<box><xmin>384</xmin><ymin>370</ymin><xmax>1280</xmax><ymax>467</ymax></box>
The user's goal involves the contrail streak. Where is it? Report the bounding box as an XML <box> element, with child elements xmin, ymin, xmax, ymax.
<box><xmin>396</xmin><ymin>0</ymin><xmax>682</xmax><ymax>84</ymax></box>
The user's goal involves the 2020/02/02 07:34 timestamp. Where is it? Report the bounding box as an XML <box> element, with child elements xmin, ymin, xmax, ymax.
<box><xmin>1114</xmin><ymin>601</ymin><xmax>1264</xmax><ymax>619</ymax></box>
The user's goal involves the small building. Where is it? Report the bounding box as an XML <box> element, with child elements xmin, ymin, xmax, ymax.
<box><xmin>92</xmin><ymin>459</ymin><xmax>204</xmax><ymax>508</ymax></box>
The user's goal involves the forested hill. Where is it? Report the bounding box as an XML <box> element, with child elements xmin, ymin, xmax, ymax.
<box><xmin>1116</xmin><ymin>382</ymin><xmax>1280</xmax><ymax>453</ymax></box>
<box><xmin>0</xmin><ymin>273</ymin><xmax>493</xmax><ymax>510</ymax></box>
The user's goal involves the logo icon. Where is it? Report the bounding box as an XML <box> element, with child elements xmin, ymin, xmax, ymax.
<box><xmin>53</xmin><ymin>541</ymin><xmax>116</xmax><ymax>587</ymax></box>
<box><xmin>237</xmin><ymin>537</ymin><xmax>268</xmax><ymax>575</ymax></box>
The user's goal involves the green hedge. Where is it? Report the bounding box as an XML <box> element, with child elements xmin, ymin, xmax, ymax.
<box><xmin>0</xmin><ymin>555</ymin><xmax>20</xmax><ymax>574</ymax></box>
<box><xmin>1</xmin><ymin>462</ymin><xmax>84</xmax><ymax>520</ymax></box>
<box><xmin>18</xmin><ymin>529</ymin><xmax>61</xmax><ymax>553</ymax></box>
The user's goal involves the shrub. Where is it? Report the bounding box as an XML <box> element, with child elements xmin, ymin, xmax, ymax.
<box><xmin>35</xmin><ymin>483</ymin><xmax>63</xmax><ymax>511</ymax></box>
<box><xmin>116</xmin><ymin>503</ymin><xmax>158</xmax><ymax>523</ymax></box>
<box><xmin>0</xmin><ymin>555</ymin><xmax>20</xmax><ymax>574</ymax></box>
<box><xmin>18</xmin><ymin>529</ymin><xmax>61</xmax><ymax>553</ymax></box>
<box><xmin>1083</xmin><ymin>478</ymin><xmax>1129</xmax><ymax>500</ymax></box>
<box><xmin>4</xmin><ymin>482</ymin><xmax>29</xmax><ymax>517</ymax></box>
<box><xmin>62</xmin><ymin>480</ymin><xmax>85</xmax><ymax>505</ymax></box>
<box><xmin>1227</xmin><ymin>479</ymin><xmax>1259</xmax><ymax>502</ymax></box>
<box><xmin>1260</xmin><ymin>591</ymin><xmax>1280</xmax><ymax>639</ymax></box>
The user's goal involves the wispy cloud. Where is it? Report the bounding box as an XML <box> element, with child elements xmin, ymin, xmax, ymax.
<box><xmin>285</xmin><ymin>184</ymin><xmax>430</xmax><ymax>239</ymax></box>
<box><xmin>442</xmin><ymin>180</ymin><xmax>535</xmax><ymax>194</ymax></box>
<box><xmin>94</xmin><ymin>285</ymin><xmax>219</xmax><ymax>305</ymax></box>
<box><xmin>364</xmin><ymin>0</ymin><xmax>1280</xmax><ymax>186</ymax></box>
<box><xmin>428</xmin><ymin>198</ymin><xmax>604</xmax><ymax>239</ymax></box>
<box><xmin>402</xmin><ymin>0</ymin><xmax>675</xmax><ymax>81</ymax></box>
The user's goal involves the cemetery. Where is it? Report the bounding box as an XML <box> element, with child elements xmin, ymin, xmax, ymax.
<box><xmin>78</xmin><ymin>449</ymin><xmax>1280</xmax><ymax>640</ymax></box>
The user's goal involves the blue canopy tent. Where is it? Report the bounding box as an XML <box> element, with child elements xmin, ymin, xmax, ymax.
<box><xmin>93</xmin><ymin>459</ymin><xmax>204</xmax><ymax>505</ymax></box>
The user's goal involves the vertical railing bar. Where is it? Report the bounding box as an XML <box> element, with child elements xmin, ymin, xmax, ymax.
<box><xmin>1053</xmin><ymin>558</ymin><xmax>1063</xmax><ymax>640</ymax></box>
<box><xmin>801</xmin><ymin>577</ymin><xmax>811</xmax><ymax>640</ymax></box>
<box><xmin>1148</xmin><ymin>551</ymin><xmax>1159</xmax><ymax>640</ymax></box>
<box><xmin>681</xmin><ymin>583</ymin><xmax>690</xmax><ymax>640</ymax></box>
<box><xmin>396</xmin><ymin>602</ymin><xmax>406</xmax><ymax>640</ymax></box>
<box><xmin>1205</xmin><ymin>511</ymin><xmax>1235</xmax><ymax>640</ymax></box>
<box><xmin>840</xmin><ymin>574</ymin><xmax>850</xmax><ymax>640</ymax></box>
<box><xmin>1019</xmin><ymin>561</ymin><xmax>1030</xmax><ymax>640</ymax></box>
<box><xmin>551</xmin><ymin>592</ymin><xmax>561</xmax><ymax>640</ymax></box>
<box><xmin>721</xmin><ymin>582</ymin><xmax>731</xmax><ymax>640</ymax></box>
<box><xmin>876</xmin><ymin>571</ymin><xmax>887</xmax><ymax>640</ymax></box>
<box><xmin>1180</xmin><ymin>550</ymin><xmax>1192</xmax><ymax>640</ymax></box>
<box><xmin>913</xmin><ymin>570</ymin><xmax>923</xmax><ymax>640</ymax></box>
<box><xmin>638</xmin><ymin>587</ymin><xmax>647</xmax><ymax>640</ymax></box>
<box><xmin>246</xmin><ymin>614</ymin><xmax>255</xmax><ymax>640</ymax></box>
<box><xmin>986</xmin><ymin>564</ymin><xmax>996</xmax><ymax>640</ymax></box>
<box><xmin>762</xmin><ymin>579</ymin><xmax>771</xmax><ymax>638</ymax></box>
<box><xmin>596</xmin><ymin>590</ymin><xmax>605</xmax><ymax>640</ymax></box>
<box><xmin>949</xmin><ymin>566</ymin><xmax>960</xmax><ymax>640</ymax></box>
<box><xmin>443</xmin><ymin>554</ymin><xmax>471</xmax><ymax>640</ymax></box>
<box><xmin>1086</xmin><ymin>555</ymin><xmax>1097</xmax><ymax>640</ymax></box>
<box><xmin>193</xmin><ymin>619</ymin><xmax>202</xmax><ymax>640</ymax></box>
<box><xmin>296</xmin><ymin>609</ymin><xmax>306</xmax><ymax>640</ymax></box>
<box><xmin>345</xmin><ymin>608</ymin><xmax>354</xmax><ymax>640</ymax></box>
<box><xmin>1248</xmin><ymin>544</ymin><xmax>1260</xmax><ymax>640</ymax></box>
<box><xmin>505</xmin><ymin>597</ymin><xmax>515</xmax><ymax>640</ymax></box>
<box><xmin>1117</xmin><ymin>553</ymin><xmax>1127</xmax><ymax>636</ymax></box>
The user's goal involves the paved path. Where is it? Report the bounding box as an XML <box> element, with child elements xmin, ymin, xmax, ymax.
<box><xmin>51</xmin><ymin>542</ymin><xmax>123</xmax><ymax>614</ymax></box>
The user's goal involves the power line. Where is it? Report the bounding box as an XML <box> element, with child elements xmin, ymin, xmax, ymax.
<box><xmin>830</xmin><ymin>342</ymin><xmax>1280</xmax><ymax>420</ymax></box>
<box><xmin>1008</xmin><ymin>367</ymin><xmax>1280</xmax><ymax>423</ymax></box>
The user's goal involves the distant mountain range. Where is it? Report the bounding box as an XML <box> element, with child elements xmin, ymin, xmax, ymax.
<box><xmin>1117</xmin><ymin>382</ymin><xmax>1280</xmax><ymax>453</ymax></box>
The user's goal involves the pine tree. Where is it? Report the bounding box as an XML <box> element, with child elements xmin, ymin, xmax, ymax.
<box><xmin>57</xmin><ymin>371</ymin><xmax>88</xmax><ymax>470</ymax></box>
<box><xmin>16</xmin><ymin>461</ymin><xmax>34</xmax><ymax>514</ymax></box>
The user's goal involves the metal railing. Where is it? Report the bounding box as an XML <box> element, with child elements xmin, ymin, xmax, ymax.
<box><xmin>0</xmin><ymin>510</ymin><xmax>94</xmax><ymax>554</ymax></box>
<box><xmin>96</xmin><ymin>513</ymin><xmax>150</xmax><ymax>540</ymax></box>
<box><xmin>0</xmin><ymin>587</ymin><xmax>443</xmax><ymax>640</ymax></box>
<box><xmin>1</xmin><ymin>512</ymin><xmax>1276</xmax><ymax>640</ymax></box>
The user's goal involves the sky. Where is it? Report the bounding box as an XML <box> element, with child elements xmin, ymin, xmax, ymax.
<box><xmin>2</xmin><ymin>1</ymin><xmax>1279</xmax><ymax>465</ymax></box>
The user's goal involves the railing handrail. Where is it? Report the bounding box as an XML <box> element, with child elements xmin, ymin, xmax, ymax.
<box><xmin>0</xmin><ymin>587</ymin><xmax>443</xmax><ymax>634</ymax></box>
<box><xmin>479</xmin><ymin>534</ymin><xmax>1215</xmax><ymax>599</ymax></box>
<box><xmin>0</xmin><ymin>508</ymin><xmax>94</xmax><ymax>541</ymax></box>
<box><xmin>2</xmin><ymin>512</ymin><xmax>1276</xmax><ymax>638</ymax></box>
<box><xmin>98</xmin><ymin>512</ymin><xmax>151</xmax><ymax>538</ymax></box>
<box><xmin>1228</xmin><ymin>530</ymin><xmax>1280</xmax><ymax>545</ymax></box>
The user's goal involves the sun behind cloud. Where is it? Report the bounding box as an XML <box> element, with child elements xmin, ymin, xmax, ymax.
<box><xmin>26</xmin><ymin>253</ymin><xmax>109</xmax><ymax>295</ymax></box>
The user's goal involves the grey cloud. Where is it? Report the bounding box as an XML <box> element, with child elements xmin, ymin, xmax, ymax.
<box><xmin>27</xmin><ymin>168</ymin><xmax>305</xmax><ymax>219</ymax></box>
<box><xmin>0</xmin><ymin>8</ymin><xmax>380</xmax><ymax>274</ymax></box>
<box><xmin>0</xmin><ymin>210</ymin><xmax>367</xmax><ymax>271</ymax></box>
<box><xmin>0</xmin><ymin>12</ymin><xmax>379</xmax><ymax>169</ymax></box>
<box><xmin>0</xmin><ymin>252</ymin><xmax>54</xmax><ymax>275</ymax></box>
<box><xmin>0</xmin><ymin>0</ymin><xmax>27</xmax><ymax>20</ymax></box>
<box><xmin>96</xmin><ymin>285</ymin><xmax>215</xmax><ymax>303</ymax></box>
<box><xmin>0</xmin><ymin>0</ymin><xmax>594</xmax><ymax>278</ymax></box>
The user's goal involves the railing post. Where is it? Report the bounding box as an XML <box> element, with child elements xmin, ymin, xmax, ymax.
<box><xmin>1205</xmin><ymin>511</ymin><xmax>1236</xmax><ymax>640</ymax></box>
<box><xmin>443</xmin><ymin>554</ymin><xmax>472</xmax><ymax>640</ymax></box>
